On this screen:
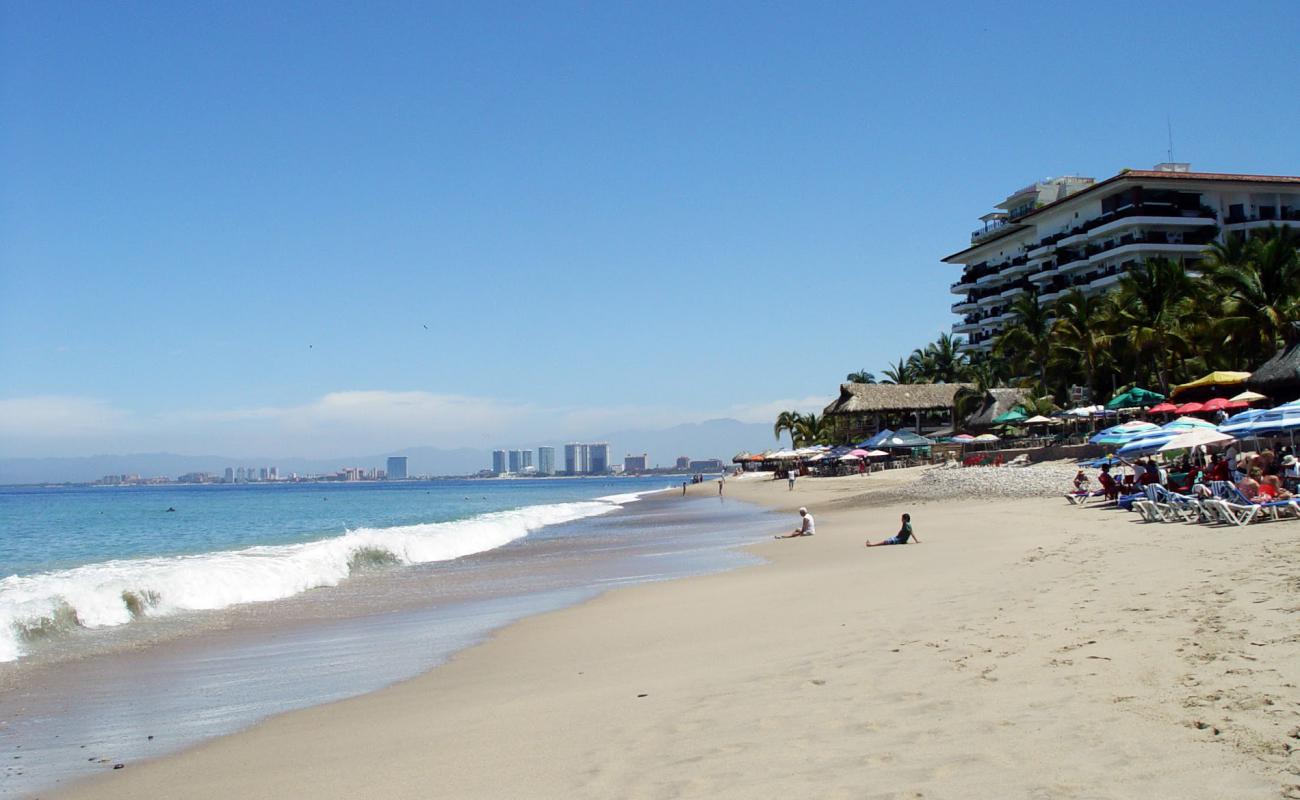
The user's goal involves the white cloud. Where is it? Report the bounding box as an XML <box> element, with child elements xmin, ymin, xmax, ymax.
<box><xmin>722</xmin><ymin>396</ymin><xmax>831</xmax><ymax>424</ymax></box>
<box><xmin>0</xmin><ymin>389</ymin><xmax>838</xmax><ymax>459</ymax></box>
<box><xmin>0</xmin><ymin>396</ymin><xmax>130</xmax><ymax>439</ymax></box>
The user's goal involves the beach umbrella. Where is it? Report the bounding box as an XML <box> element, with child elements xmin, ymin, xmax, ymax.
<box><xmin>838</xmin><ymin>454</ymin><xmax>861</xmax><ymax>461</ymax></box>
<box><xmin>875</xmin><ymin>431</ymin><xmax>935</xmax><ymax>448</ymax></box>
<box><xmin>1088</xmin><ymin>420</ymin><xmax>1159</xmax><ymax>445</ymax></box>
<box><xmin>1156</xmin><ymin>429</ymin><xmax>1235</xmax><ymax>453</ymax></box>
<box><xmin>973</xmin><ymin>433</ymin><xmax>1000</xmax><ymax>442</ymax></box>
<box><xmin>849</xmin><ymin>449</ymin><xmax>871</xmax><ymax>457</ymax></box>
<box><xmin>1244</xmin><ymin>407</ymin><xmax>1300</xmax><ymax>433</ymax></box>
<box><xmin>1174</xmin><ymin>401</ymin><xmax>1206</xmax><ymax>414</ymax></box>
<box><xmin>1105</xmin><ymin>387</ymin><xmax>1165</xmax><ymax>410</ymax></box>
<box><xmin>1170</xmin><ymin>370</ymin><xmax>1252</xmax><ymax>401</ymax></box>
<box><xmin>1218</xmin><ymin>408</ymin><xmax>1269</xmax><ymax>435</ymax></box>
<box><xmin>1117</xmin><ymin>432</ymin><xmax>1175</xmax><ymax>457</ymax></box>
<box><xmin>1164</xmin><ymin>416</ymin><xmax>1217</xmax><ymax>430</ymax></box>
<box><xmin>858</xmin><ymin>429</ymin><xmax>895</xmax><ymax>448</ymax></box>
<box><xmin>952</xmin><ymin>433</ymin><xmax>976</xmax><ymax>441</ymax></box>
<box><xmin>1022</xmin><ymin>414</ymin><xmax>1057</xmax><ymax>425</ymax></box>
<box><xmin>1230</xmin><ymin>390</ymin><xmax>1267</xmax><ymax>404</ymax></box>
<box><xmin>865</xmin><ymin>449</ymin><xmax>889</xmax><ymax>457</ymax></box>
<box><xmin>991</xmin><ymin>408</ymin><xmax>1028</xmax><ymax>424</ymax></box>
<box><xmin>1147</xmin><ymin>402</ymin><xmax>1178</xmax><ymax>414</ymax></box>
<box><xmin>1200</xmin><ymin>397</ymin><xmax>1230</xmax><ymax>412</ymax></box>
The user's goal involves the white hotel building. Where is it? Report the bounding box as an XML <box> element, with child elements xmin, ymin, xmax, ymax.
<box><xmin>944</xmin><ymin>164</ymin><xmax>1300</xmax><ymax>354</ymax></box>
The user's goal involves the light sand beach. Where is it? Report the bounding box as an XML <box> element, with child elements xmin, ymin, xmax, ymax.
<box><xmin>55</xmin><ymin>468</ymin><xmax>1299</xmax><ymax>799</ymax></box>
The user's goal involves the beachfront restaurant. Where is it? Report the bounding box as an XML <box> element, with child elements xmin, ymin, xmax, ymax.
<box><xmin>823</xmin><ymin>382</ymin><xmax>1009</xmax><ymax>442</ymax></box>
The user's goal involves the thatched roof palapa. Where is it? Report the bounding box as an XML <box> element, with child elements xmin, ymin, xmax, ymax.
<box><xmin>1247</xmin><ymin>325</ymin><xmax>1300</xmax><ymax>399</ymax></box>
<box><xmin>823</xmin><ymin>383</ymin><xmax>976</xmax><ymax>416</ymax></box>
<box><xmin>962</xmin><ymin>388</ymin><xmax>1032</xmax><ymax>429</ymax></box>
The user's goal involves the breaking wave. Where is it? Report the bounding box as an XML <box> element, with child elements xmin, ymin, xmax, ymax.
<box><xmin>0</xmin><ymin>496</ymin><xmax>640</xmax><ymax>663</ymax></box>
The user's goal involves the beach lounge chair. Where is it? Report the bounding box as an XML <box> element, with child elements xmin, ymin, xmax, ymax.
<box><xmin>1144</xmin><ymin>484</ymin><xmax>1208</xmax><ymax>523</ymax></box>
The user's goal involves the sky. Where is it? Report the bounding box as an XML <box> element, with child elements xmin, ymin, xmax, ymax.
<box><xmin>3</xmin><ymin>1</ymin><xmax>1299</xmax><ymax>459</ymax></box>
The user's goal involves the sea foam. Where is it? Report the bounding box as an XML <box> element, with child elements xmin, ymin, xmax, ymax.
<box><xmin>0</xmin><ymin>497</ymin><xmax>632</xmax><ymax>663</ymax></box>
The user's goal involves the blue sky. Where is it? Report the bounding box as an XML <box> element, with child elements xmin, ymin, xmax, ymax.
<box><xmin>2</xmin><ymin>1</ymin><xmax>1298</xmax><ymax>457</ymax></box>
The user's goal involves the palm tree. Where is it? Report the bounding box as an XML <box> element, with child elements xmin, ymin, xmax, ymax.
<box><xmin>992</xmin><ymin>291</ymin><xmax>1053</xmax><ymax>388</ymax></box>
<box><xmin>1202</xmin><ymin>226</ymin><xmax>1300</xmax><ymax>363</ymax></box>
<box><xmin>773</xmin><ymin>410</ymin><xmax>799</xmax><ymax>444</ymax></box>
<box><xmin>880</xmin><ymin>357</ymin><xmax>915</xmax><ymax>385</ymax></box>
<box><xmin>792</xmin><ymin>412</ymin><xmax>828</xmax><ymax>446</ymax></box>
<box><xmin>1108</xmin><ymin>257</ymin><xmax>1198</xmax><ymax>394</ymax></box>
<box><xmin>845</xmin><ymin>369</ymin><xmax>877</xmax><ymax>384</ymax></box>
<box><xmin>1016</xmin><ymin>394</ymin><xmax>1060</xmax><ymax>417</ymax></box>
<box><xmin>924</xmin><ymin>332</ymin><xmax>970</xmax><ymax>383</ymax></box>
<box><xmin>1048</xmin><ymin>289</ymin><xmax>1110</xmax><ymax>402</ymax></box>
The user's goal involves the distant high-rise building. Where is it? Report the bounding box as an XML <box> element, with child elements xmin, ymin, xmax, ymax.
<box><xmin>689</xmin><ymin>459</ymin><xmax>724</xmax><ymax>472</ymax></box>
<box><xmin>236</xmin><ymin>466</ymin><xmax>246</xmax><ymax>481</ymax></box>
<box><xmin>386</xmin><ymin>457</ymin><xmax>408</xmax><ymax>480</ymax></box>
<box><xmin>259</xmin><ymin>467</ymin><xmax>269</xmax><ymax>481</ymax></box>
<box><xmin>492</xmin><ymin>450</ymin><xmax>508</xmax><ymax>475</ymax></box>
<box><xmin>224</xmin><ymin>467</ymin><xmax>235</xmax><ymax>482</ymax></box>
<box><xmin>623</xmin><ymin>454</ymin><xmax>647</xmax><ymax>474</ymax></box>
<box><xmin>588</xmin><ymin>443</ymin><xmax>610</xmax><ymax>474</ymax></box>
<box><xmin>508</xmin><ymin>450</ymin><xmax>523</xmax><ymax>473</ymax></box>
<box><xmin>269</xmin><ymin>467</ymin><xmax>278</xmax><ymax>480</ymax></box>
<box><xmin>521</xmin><ymin>450</ymin><xmax>533</xmax><ymax>470</ymax></box>
<box><xmin>537</xmin><ymin>446</ymin><xmax>555</xmax><ymax>475</ymax></box>
<box><xmin>675</xmin><ymin>456</ymin><xmax>691</xmax><ymax>470</ymax></box>
<box><xmin>564</xmin><ymin>443</ymin><xmax>587</xmax><ymax>475</ymax></box>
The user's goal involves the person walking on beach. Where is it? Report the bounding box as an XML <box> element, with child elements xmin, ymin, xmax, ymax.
<box><xmin>787</xmin><ymin>468</ymin><xmax>797</xmax><ymax>491</ymax></box>
<box><xmin>718</xmin><ymin>473</ymin><xmax>725</xmax><ymax>495</ymax></box>
<box><xmin>775</xmin><ymin>507</ymin><xmax>814</xmax><ymax>538</ymax></box>
<box><xmin>866</xmin><ymin>513</ymin><xmax>919</xmax><ymax>547</ymax></box>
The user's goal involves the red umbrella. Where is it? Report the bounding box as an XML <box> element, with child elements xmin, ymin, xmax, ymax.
<box><xmin>1200</xmin><ymin>397</ymin><xmax>1230</xmax><ymax>412</ymax></box>
<box><xmin>1175</xmin><ymin>401</ymin><xmax>1206</xmax><ymax>414</ymax></box>
<box><xmin>1224</xmin><ymin>400</ymin><xmax>1249</xmax><ymax>410</ymax></box>
<box><xmin>1147</xmin><ymin>402</ymin><xmax>1178</xmax><ymax>414</ymax></box>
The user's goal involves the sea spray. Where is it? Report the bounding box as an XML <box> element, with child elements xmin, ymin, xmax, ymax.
<box><xmin>0</xmin><ymin>497</ymin><xmax>630</xmax><ymax>662</ymax></box>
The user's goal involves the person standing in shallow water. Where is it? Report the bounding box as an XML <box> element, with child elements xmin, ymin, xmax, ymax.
<box><xmin>866</xmin><ymin>513</ymin><xmax>919</xmax><ymax>547</ymax></box>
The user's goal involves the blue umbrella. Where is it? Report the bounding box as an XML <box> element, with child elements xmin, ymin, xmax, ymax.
<box><xmin>1217</xmin><ymin>407</ymin><xmax>1269</xmax><ymax>435</ymax></box>
<box><xmin>858</xmin><ymin>429</ymin><xmax>895</xmax><ymax>448</ymax></box>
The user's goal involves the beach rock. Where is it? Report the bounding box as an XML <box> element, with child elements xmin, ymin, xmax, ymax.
<box><xmin>113</xmin><ymin>763</ymin><xmax>125</xmax><ymax>769</ymax></box>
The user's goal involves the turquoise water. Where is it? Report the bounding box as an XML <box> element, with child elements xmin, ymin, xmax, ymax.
<box><xmin>0</xmin><ymin>476</ymin><xmax>781</xmax><ymax>796</ymax></box>
<box><xmin>0</xmin><ymin>478</ymin><xmax>669</xmax><ymax>575</ymax></box>
<box><xmin>0</xmin><ymin>477</ymin><xmax>684</xmax><ymax>663</ymax></box>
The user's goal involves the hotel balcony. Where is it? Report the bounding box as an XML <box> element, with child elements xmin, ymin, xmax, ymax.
<box><xmin>951</xmin><ymin>297</ymin><xmax>978</xmax><ymax>313</ymax></box>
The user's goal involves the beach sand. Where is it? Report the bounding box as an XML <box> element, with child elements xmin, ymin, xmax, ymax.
<box><xmin>54</xmin><ymin>469</ymin><xmax>1299</xmax><ymax>799</ymax></box>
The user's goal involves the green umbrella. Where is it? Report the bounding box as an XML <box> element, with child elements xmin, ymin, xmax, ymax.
<box><xmin>991</xmin><ymin>407</ymin><xmax>1028</xmax><ymax>424</ymax></box>
<box><xmin>1105</xmin><ymin>387</ymin><xmax>1165</xmax><ymax>410</ymax></box>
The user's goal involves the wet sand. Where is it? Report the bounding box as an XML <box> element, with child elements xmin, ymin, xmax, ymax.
<box><xmin>51</xmin><ymin>469</ymin><xmax>1300</xmax><ymax>799</ymax></box>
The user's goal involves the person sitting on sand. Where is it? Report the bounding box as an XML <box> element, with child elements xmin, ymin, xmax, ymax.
<box><xmin>866</xmin><ymin>513</ymin><xmax>919</xmax><ymax>547</ymax></box>
<box><xmin>1073</xmin><ymin>470</ymin><xmax>1089</xmax><ymax>491</ymax></box>
<box><xmin>775</xmin><ymin>507</ymin><xmax>814</xmax><ymax>538</ymax></box>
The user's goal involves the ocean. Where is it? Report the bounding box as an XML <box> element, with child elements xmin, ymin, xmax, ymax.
<box><xmin>0</xmin><ymin>477</ymin><xmax>780</xmax><ymax>795</ymax></box>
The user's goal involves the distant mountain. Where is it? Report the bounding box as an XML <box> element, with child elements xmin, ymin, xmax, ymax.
<box><xmin>0</xmin><ymin>419</ymin><xmax>783</xmax><ymax>484</ymax></box>
<box><xmin>595</xmin><ymin>418</ymin><xmax>782</xmax><ymax>469</ymax></box>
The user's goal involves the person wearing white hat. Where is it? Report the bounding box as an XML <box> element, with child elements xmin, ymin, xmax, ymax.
<box><xmin>775</xmin><ymin>507</ymin><xmax>814</xmax><ymax>538</ymax></box>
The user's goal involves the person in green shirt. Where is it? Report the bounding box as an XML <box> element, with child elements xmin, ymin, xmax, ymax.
<box><xmin>866</xmin><ymin>513</ymin><xmax>919</xmax><ymax>547</ymax></box>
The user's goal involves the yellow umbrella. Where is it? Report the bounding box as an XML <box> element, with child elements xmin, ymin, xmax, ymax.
<box><xmin>1230</xmin><ymin>390</ymin><xmax>1267</xmax><ymax>403</ymax></box>
<box><xmin>1170</xmin><ymin>371</ymin><xmax>1251</xmax><ymax>399</ymax></box>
